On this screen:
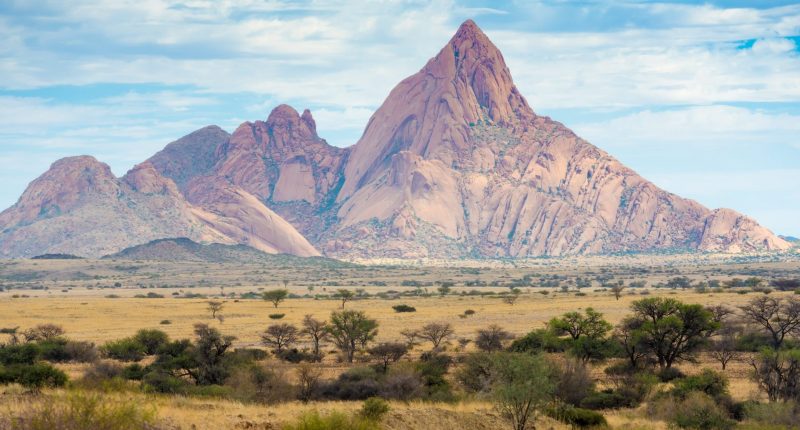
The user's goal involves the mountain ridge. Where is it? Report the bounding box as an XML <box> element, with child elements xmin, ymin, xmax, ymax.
<box><xmin>0</xmin><ymin>20</ymin><xmax>790</xmax><ymax>259</ymax></box>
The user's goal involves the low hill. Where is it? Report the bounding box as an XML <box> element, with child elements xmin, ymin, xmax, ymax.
<box><xmin>103</xmin><ymin>238</ymin><xmax>350</xmax><ymax>267</ymax></box>
<box><xmin>31</xmin><ymin>253</ymin><xmax>84</xmax><ymax>260</ymax></box>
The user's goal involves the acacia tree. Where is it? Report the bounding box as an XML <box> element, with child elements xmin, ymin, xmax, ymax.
<box><xmin>503</xmin><ymin>288</ymin><xmax>522</xmax><ymax>306</ymax></box>
<box><xmin>739</xmin><ymin>296</ymin><xmax>800</xmax><ymax>350</ymax></box>
<box><xmin>261</xmin><ymin>323</ymin><xmax>299</xmax><ymax>354</ymax></box>
<box><xmin>610</xmin><ymin>281</ymin><xmax>626</xmax><ymax>301</ymax></box>
<box><xmin>301</xmin><ymin>315</ymin><xmax>329</xmax><ymax>361</ymax></box>
<box><xmin>399</xmin><ymin>329</ymin><xmax>419</xmax><ymax>347</ymax></box>
<box><xmin>475</xmin><ymin>325</ymin><xmax>515</xmax><ymax>352</ymax></box>
<box><xmin>490</xmin><ymin>352</ymin><xmax>555</xmax><ymax>430</ymax></box>
<box><xmin>334</xmin><ymin>289</ymin><xmax>355</xmax><ymax>309</ymax></box>
<box><xmin>709</xmin><ymin>323</ymin><xmax>741</xmax><ymax>370</ymax></box>
<box><xmin>628</xmin><ymin>297</ymin><xmax>718</xmax><ymax>369</ymax></box>
<box><xmin>368</xmin><ymin>342</ymin><xmax>409</xmax><ymax>372</ymax></box>
<box><xmin>750</xmin><ymin>348</ymin><xmax>800</xmax><ymax>402</ymax></box>
<box><xmin>419</xmin><ymin>322</ymin><xmax>455</xmax><ymax>349</ymax></box>
<box><xmin>22</xmin><ymin>323</ymin><xmax>65</xmax><ymax>342</ymax></box>
<box><xmin>549</xmin><ymin>308</ymin><xmax>614</xmax><ymax>362</ymax></box>
<box><xmin>262</xmin><ymin>289</ymin><xmax>289</xmax><ymax>308</ymax></box>
<box><xmin>207</xmin><ymin>300</ymin><xmax>224</xmax><ymax>319</ymax></box>
<box><xmin>327</xmin><ymin>310</ymin><xmax>378</xmax><ymax>362</ymax></box>
<box><xmin>191</xmin><ymin>323</ymin><xmax>236</xmax><ymax>385</ymax></box>
<box><xmin>614</xmin><ymin>316</ymin><xmax>648</xmax><ymax>368</ymax></box>
<box><xmin>549</xmin><ymin>308</ymin><xmax>611</xmax><ymax>341</ymax></box>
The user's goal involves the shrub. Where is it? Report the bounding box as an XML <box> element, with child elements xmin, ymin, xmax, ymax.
<box><xmin>0</xmin><ymin>362</ymin><xmax>68</xmax><ymax>391</ymax></box>
<box><xmin>282</xmin><ymin>411</ymin><xmax>379</xmax><ymax>430</ymax></box>
<box><xmin>657</xmin><ymin>366</ymin><xmax>685</xmax><ymax>382</ymax></box>
<box><xmin>64</xmin><ymin>340</ymin><xmax>99</xmax><ymax>362</ymax></box>
<box><xmin>79</xmin><ymin>361</ymin><xmax>124</xmax><ymax>388</ymax></box>
<box><xmin>321</xmin><ymin>367</ymin><xmax>381</xmax><ymax>400</ymax></box>
<box><xmin>672</xmin><ymin>369</ymin><xmax>729</xmax><ymax>400</ymax></box>
<box><xmin>392</xmin><ymin>304</ymin><xmax>416</xmax><ymax>313</ymax></box>
<box><xmin>546</xmin><ymin>405</ymin><xmax>607</xmax><ymax>429</ymax></box>
<box><xmin>133</xmin><ymin>329</ymin><xmax>169</xmax><ymax>355</ymax></box>
<box><xmin>0</xmin><ymin>343</ymin><xmax>40</xmax><ymax>365</ymax></box>
<box><xmin>554</xmin><ymin>360</ymin><xmax>595</xmax><ymax>406</ymax></box>
<box><xmin>269</xmin><ymin>313</ymin><xmax>286</xmax><ymax>320</ymax></box>
<box><xmin>123</xmin><ymin>363</ymin><xmax>146</xmax><ymax>381</ymax></box>
<box><xmin>0</xmin><ymin>391</ymin><xmax>158</xmax><ymax>430</ymax></box>
<box><xmin>463</xmin><ymin>309</ymin><xmax>476</xmax><ymax>316</ymax></box>
<box><xmin>101</xmin><ymin>338</ymin><xmax>146</xmax><ymax>362</ymax></box>
<box><xmin>380</xmin><ymin>363</ymin><xmax>424</xmax><ymax>400</ymax></box>
<box><xmin>277</xmin><ymin>348</ymin><xmax>315</xmax><ymax>363</ymax></box>
<box><xmin>143</xmin><ymin>371</ymin><xmax>188</xmax><ymax>394</ymax></box>
<box><xmin>456</xmin><ymin>352</ymin><xmax>494</xmax><ymax>393</ymax></box>
<box><xmin>743</xmin><ymin>401</ymin><xmax>800</xmax><ymax>428</ymax></box>
<box><xmin>159</xmin><ymin>320</ymin><xmax>171</xmax><ymax>325</ymax></box>
<box><xmin>672</xmin><ymin>392</ymin><xmax>735</xmax><ymax>429</ymax></box>
<box><xmin>225</xmin><ymin>364</ymin><xmax>295</xmax><ymax>404</ymax></box>
<box><xmin>39</xmin><ymin>339</ymin><xmax>98</xmax><ymax>363</ymax></box>
<box><xmin>580</xmin><ymin>390</ymin><xmax>629</xmax><ymax>410</ymax></box>
<box><xmin>360</xmin><ymin>397</ymin><xmax>390</xmax><ymax>421</ymax></box>
<box><xmin>508</xmin><ymin>329</ymin><xmax>565</xmax><ymax>353</ymax></box>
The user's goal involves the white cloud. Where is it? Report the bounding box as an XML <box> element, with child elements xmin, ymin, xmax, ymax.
<box><xmin>571</xmin><ymin>105</ymin><xmax>800</xmax><ymax>147</ymax></box>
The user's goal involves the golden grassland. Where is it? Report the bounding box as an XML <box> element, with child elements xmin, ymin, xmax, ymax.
<box><xmin>0</xmin><ymin>385</ymin><xmax>671</xmax><ymax>430</ymax></box>
<box><xmin>0</xmin><ymin>253</ymin><xmax>798</xmax><ymax>429</ymax></box>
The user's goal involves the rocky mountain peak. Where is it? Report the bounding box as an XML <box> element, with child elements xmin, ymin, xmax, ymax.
<box><xmin>339</xmin><ymin>19</ymin><xmax>531</xmax><ymax>199</ymax></box>
<box><xmin>122</xmin><ymin>162</ymin><xmax>181</xmax><ymax>196</ymax></box>
<box><xmin>265</xmin><ymin>104</ymin><xmax>318</xmax><ymax>142</ymax></box>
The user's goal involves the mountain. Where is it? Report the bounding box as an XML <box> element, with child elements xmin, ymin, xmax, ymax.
<box><xmin>323</xmin><ymin>20</ymin><xmax>790</xmax><ymax>257</ymax></box>
<box><xmin>0</xmin><ymin>156</ymin><xmax>319</xmax><ymax>258</ymax></box>
<box><xmin>105</xmin><ymin>237</ymin><xmax>347</xmax><ymax>266</ymax></box>
<box><xmin>0</xmin><ymin>20</ymin><xmax>790</xmax><ymax>259</ymax></box>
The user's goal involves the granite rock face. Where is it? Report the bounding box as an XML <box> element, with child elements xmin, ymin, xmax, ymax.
<box><xmin>0</xmin><ymin>20</ymin><xmax>789</xmax><ymax>259</ymax></box>
<box><xmin>325</xmin><ymin>19</ymin><xmax>790</xmax><ymax>257</ymax></box>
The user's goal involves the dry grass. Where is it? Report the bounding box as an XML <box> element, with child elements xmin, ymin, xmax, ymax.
<box><xmin>1</xmin><ymin>253</ymin><xmax>798</xmax><ymax>429</ymax></box>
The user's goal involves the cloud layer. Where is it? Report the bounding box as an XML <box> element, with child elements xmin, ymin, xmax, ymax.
<box><xmin>0</xmin><ymin>0</ymin><xmax>798</xmax><ymax>235</ymax></box>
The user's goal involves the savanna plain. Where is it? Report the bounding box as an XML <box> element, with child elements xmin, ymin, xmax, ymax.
<box><xmin>1</xmin><ymin>252</ymin><xmax>799</xmax><ymax>429</ymax></box>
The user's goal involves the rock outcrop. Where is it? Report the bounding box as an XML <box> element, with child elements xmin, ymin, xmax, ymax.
<box><xmin>0</xmin><ymin>155</ymin><xmax>318</xmax><ymax>258</ymax></box>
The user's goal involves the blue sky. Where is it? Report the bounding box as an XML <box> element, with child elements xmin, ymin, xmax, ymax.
<box><xmin>0</xmin><ymin>0</ymin><xmax>798</xmax><ymax>236</ymax></box>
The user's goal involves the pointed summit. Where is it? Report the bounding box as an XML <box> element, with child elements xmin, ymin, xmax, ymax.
<box><xmin>339</xmin><ymin>19</ymin><xmax>532</xmax><ymax>199</ymax></box>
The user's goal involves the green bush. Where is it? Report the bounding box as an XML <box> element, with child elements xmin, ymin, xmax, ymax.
<box><xmin>0</xmin><ymin>391</ymin><xmax>158</xmax><ymax>430</ymax></box>
<box><xmin>269</xmin><ymin>313</ymin><xmax>285</xmax><ymax>320</ymax></box>
<box><xmin>101</xmin><ymin>338</ymin><xmax>146</xmax><ymax>362</ymax></box>
<box><xmin>38</xmin><ymin>339</ymin><xmax>98</xmax><ymax>363</ymax></box>
<box><xmin>360</xmin><ymin>397</ymin><xmax>390</xmax><ymax>421</ymax></box>
<box><xmin>282</xmin><ymin>411</ymin><xmax>379</xmax><ymax>430</ymax></box>
<box><xmin>0</xmin><ymin>343</ymin><xmax>40</xmax><ymax>365</ymax></box>
<box><xmin>455</xmin><ymin>352</ymin><xmax>494</xmax><ymax>393</ymax></box>
<box><xmin>672</xmin><ymin>369</ymin><xmax>729</xmax><ymax>400</ymax></box>
<box><xmin>650</xmin><ymin>392</ymin><xmax>734</xmax><ymax>430</ymax></box>
<box><xmin>0</xmin><ymin>362</ymin><xmax>68</xmax><ymax>391</ymax></box>
<box><xmin>743</xmin><ymin>401</ymin><xmax>800</xmax><ymax>428</ymax></box>
<box><xmin>546</xmin><ymin>405</ymin><xmax>607</xmax><ymax>429</ymax></box>
<box><xmin>143</xmin><ymin>371</ymin><xmax>188</xmax><ymax>394</ymax></box>
<box><xmin>657</xmin><ymin>366</ymin><xmax>685</xmax><ymax>382</ymax></box>
<box><xmin>580</xmin><ymin>390</ymin><xmax>629</xmax><ymax>410</ymax></box>
<box><xmin>133</xmin><ymin>329</ymin><xmax>169</xmax><ymax>355</ymax></box>
<box><xmin>392</xmin><ymin>304</ymin><xmax>416</xmax><ymax>313</ymax></box>
<box><xmin>508</xmin><ymin>328</ymin><xmax>566</xmax><ymax>353</ymax></box>
<box><xmin>672</xmin><ymin>392</ymin><xmax>734</xmax><ymax>429</ymax></box>
<box><xmin>123</xmin><ymin>363</ymin><xmax>146</xmax><ymax>381</ymax></box>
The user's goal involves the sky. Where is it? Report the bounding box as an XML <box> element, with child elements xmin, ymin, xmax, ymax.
<box><xmin>0</xmin><ymin>0</ymin><xmax>798</xmax><ymax>236</ymax></box>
